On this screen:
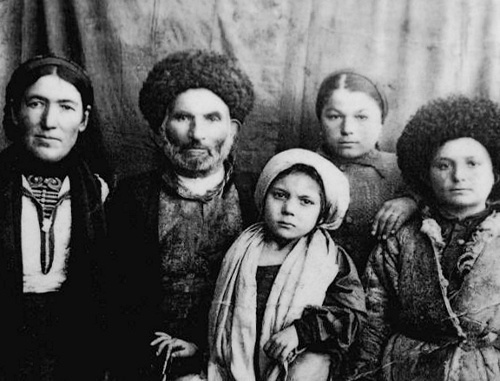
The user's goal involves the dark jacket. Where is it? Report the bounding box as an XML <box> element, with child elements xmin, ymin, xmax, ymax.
<box><xmin>107</xmin><ymin>168</ymin><xmax>242</xmax><ymax>380</ymax></box>
<box><xmin>318</xmin><ymin>148</ymin><xmax>405</xmax><ymax>273</ymax></box>
<box><xmin>0</xmin><ymin>145</ymin><xmax>109</xmax><ymax>380</ymax></box>
<box><xmin>353</xmin><ymin>207</ymin><xmax>500</xmax><ymax>381</ymax></box>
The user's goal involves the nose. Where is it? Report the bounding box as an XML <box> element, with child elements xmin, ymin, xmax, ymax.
<box><xmin>281</xmin><ymin>199</ymin><xmax>296</xmax><ymax>215</ymax></box>
<box><xmin>452</xmin><ymin>164</ymin><xmax>467</xmax><ymax>182</ymax></box>
<box><xmin>188</xmin><ymin>117</ymin><xmax>207</xmax><ymax>142</ymax></box>
<box><xmin>340</xmin><ymin>117</ymin><xmax>354</xmax><ymax>135</ymax></box>
<box><xmin>41</xmin><ymin>104</ymin><xmax>58</xmax><ymax>130</ymax></box>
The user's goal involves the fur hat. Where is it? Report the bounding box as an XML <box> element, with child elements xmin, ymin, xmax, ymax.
<box><xmin>139</xmin><ymin>50</ymin><xmax>255</xmax><ymax>132</ymax></box>
<box><xmin>397</xmin><ymin>95</ymin><xmax>500</xmax><ymax>200</ymax></box>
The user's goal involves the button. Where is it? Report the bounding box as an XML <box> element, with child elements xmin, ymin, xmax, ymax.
<box><xmin>457</xmin><ymin>239</ymin><xmax>465</xmax><ymax>245</ymax></box>
<box><xmin>345</xmin><ymin>216</ymin><xmax>353</xmax><ymax>224</ymax></box>
<box><xmin>339</xmin><ymin>164</ymin><xmax>346</xmax><ymax>171</ymax></box>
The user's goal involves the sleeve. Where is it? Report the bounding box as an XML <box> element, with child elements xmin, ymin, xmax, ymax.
<box><xmin>293</xmin><ymin>247</ymin><xmax>366</xmax><ymax>356</ymax></box>
<box><xmin>350</xmin><ymin>237</ymin><xmax>400</xmax><ymax>381</ymax></box>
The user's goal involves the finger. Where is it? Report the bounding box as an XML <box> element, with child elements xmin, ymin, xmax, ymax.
<box><xmin>390</xmin><ymin>214</ymin><xmax>405</xmax><ymax>235</ymax></box>
<box><xmin>376</xmin><ymin>211</ymin><xmax>396</xmax><ymax>239</ymax></box>
<box><xmin>371</xmin><ymin>208</ymin><xmax>386</xmax><ymax>236</ymax></box>
<box><xmin>381</xmin><ymin>214</ymin><xmax>400</xmax><ymax>239</ymax></box>
<box><xmin>161</xmin><ymin>345</ymin><xmax>173</xmax><ymax>374</ymax></box>
<box><xmin>154</xmin><ymin>332</ymin><xmax>172</xmax><ymax>339</ymax></box>
<box><xmin>157</xmin><ymin>340</ymin><xmax>174</xmax><ymax>355</ymax></box>
<box><xmin>150</xmin><ymin>336</ymin><xmax>169</xmax><ymax>346</ymax></box>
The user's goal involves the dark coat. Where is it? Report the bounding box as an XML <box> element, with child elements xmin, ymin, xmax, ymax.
<box><xmin>353</xmin><ymin>208</ymin><xmax>500</xmax><ymax>381</ymax></box>
<box><xmin>318</xmin><ymin>148</ymin><xmax>405</xmax><ymax>273</ymax></box>
<box><xmin>0</xmin><ymin>145</ymin><xmax>109</xmax><ymax>380</ymax></box>
<box><xmin>107</xmin><ymin>169</ymin><xmax>243</xmax><ymax>380</ymax></box>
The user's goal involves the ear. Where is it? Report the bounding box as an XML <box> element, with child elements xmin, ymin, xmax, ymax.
<box><xmin>79</xmin><ymin>105</ymin><xmax>91</xmax><ymax>132</ymax></box>
<box><xmin>158</xmin><ymin>111</ymin><xmax>170</xmax><ymax>140</ymax></box>
<box><xmin>230</xmin><ymin>119</ymin><xmax>241</xmax><ymax>138</ymax></box>
<box><xmin>9</xmin><ymin>102</ymin><xmax>19</xmax><ymax>126</ymax></box>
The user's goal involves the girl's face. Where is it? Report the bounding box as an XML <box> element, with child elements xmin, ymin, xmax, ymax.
<box><xmin>320</xmin><ymin>88</ymin><xmax>383</xmax><ymax>159</ymax></box>
<box><xmin>430</xmin><ymin>137</ymin><xmax>494</xmax><ymax>218</ymax></box>
<box><xmin>264</xmin><ymin>171</ymin><xmax>322</xmax><ymax>242</ymax></box>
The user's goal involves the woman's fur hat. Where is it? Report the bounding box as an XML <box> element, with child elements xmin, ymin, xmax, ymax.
<box><xmin>397</xmin><ymin>95</ymin><xmax>500</xmax><ymax>200</ymax></box>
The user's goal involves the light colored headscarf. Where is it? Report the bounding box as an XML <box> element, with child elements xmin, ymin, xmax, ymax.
<box><xmin>209</xmin><ymin>149</ymin><xmax>350</xmax><ymax>381</ymax></box>
<box><xmin>254</xmin><ymin>148</ymin><xmax>350</xmax><ymax>230</ymax></box>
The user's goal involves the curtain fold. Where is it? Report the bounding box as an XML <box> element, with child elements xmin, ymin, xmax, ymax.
<box><xmin>0</xmin><ymin>0</ymin><xmax>499</xmax><ymax>179</ymax></box>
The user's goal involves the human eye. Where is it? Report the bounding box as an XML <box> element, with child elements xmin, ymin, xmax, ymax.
<box><xmin>271</xmin><ymin>189</ymin><xmax>287</xmax><ymax>200</ymax></box>
<box><xmin>172</xmin><ymin>113</ymin><xmax>190</xmax><ymax>122</ymax></box>
<box><xmin>60</xmin><ymin>104</ymin><xmax>76</xmax><ymax>111</ymax></box>
<box><xmin>433</xmin><ymin>161</ymin><xmax>450</xmax><ymax>171</ymax></box>
<box><xmin>206</xmin><ymin>113</ymin><xmax>222</xmax><ymax>122</ymax></box>
<box><xmin>355</xmin><ymin>114</ymin><xmax>368</xmax><ymax>120</ymax></box>
<box><xmin>325</xmin><ymin>113</ymin><xmax>341</xmax><ymax>121</ymax></box>
<box><xmin>26</xmin><ymin>99</ymin><xmax>44</xmax><ymax>109</ymax></box>
<box><xmin>300</xmin><ymin>197</ymin><xmax>315</xmax><ymax>206</ymax></box>
<box><xmin>466</xmin><ymin>159</ymin><xmax>480</xmax><ymax>167</ymax></box>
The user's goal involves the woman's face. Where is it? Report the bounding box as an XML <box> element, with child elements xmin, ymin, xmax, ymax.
<box><xmin>430</xmin><ymin>137</ymin><xmax>494</xmax><ymax>218</ymax></box>
<box><xmin>18</xmin><ymin>74</ymin><xmax>88</xmax><ymax>162</ymax></box>
<box><xmin>264</xmin><ymin>171</ymin><xmax>322</xmax><ymax>242</ymax></box>
<box><xmin>320</xmin><ymin>88</ymin><xmax>383</xmax><ymax>159</ymax></box>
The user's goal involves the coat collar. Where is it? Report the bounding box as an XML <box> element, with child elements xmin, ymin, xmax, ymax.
<box><xmin>317</xmin><ymin>146</ymin><xmax>394</xmax><ymax>179</ymax></box>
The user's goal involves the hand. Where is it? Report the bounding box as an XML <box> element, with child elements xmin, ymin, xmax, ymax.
<box><xmin>150</xmin><ymin>332</ymin><xmax>199</xmax><ymax>358</ymax></box>
<box><xmin>371</xmin><ymin>197</ymin><xmax>417</xmax><ymax>240</ymax></box>
<box><xmin>263</xmin><ymin>326</ymin><xmax>299</xmax><ymax>363</ymax></box>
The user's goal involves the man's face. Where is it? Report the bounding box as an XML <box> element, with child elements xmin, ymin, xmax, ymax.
<box><xmin>17</xmin><ymin>74</ymin><xmax>88</xmax><ymax>163</ymax></box>
<box><xmin>160</xmin><ymin>88</ymin><xmax>239</xmax><ymax>177</ymax></box>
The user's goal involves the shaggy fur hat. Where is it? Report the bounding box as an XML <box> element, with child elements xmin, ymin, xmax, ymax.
<box><xmin>139</xmin><ymin>50</ymin><xmax>255</xmax><ymax>132</ymax></box>
<box><xmin>397</xmin><ymin>95</ymin><xmax>500</xmax><ymax>200</ymax></box>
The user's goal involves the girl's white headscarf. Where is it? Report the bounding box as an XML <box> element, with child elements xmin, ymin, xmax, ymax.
<box><xmin>254</xmin><ymin>148</ymin><xmax>350</xmax><ymax>230</ymax></box>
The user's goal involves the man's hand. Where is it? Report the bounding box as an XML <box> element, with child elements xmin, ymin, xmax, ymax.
<box><xmin>263</xmin><ymin>326</ymin><xmax>299</xmax><ymax>363</ymax></box>
<box><xmin>150</xmin><ymin>332</ymin><xmax>199</xmax><ymax>358</ymax></box>
<box><xmin>371</xmin><ymin>197</ymin><xmax>417</xmax><ymax>240</ymax></box>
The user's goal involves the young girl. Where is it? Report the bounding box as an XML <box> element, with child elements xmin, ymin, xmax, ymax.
<box><xmin>316</xmin><ymin>70</ymin><xmax>417</xmax><ymax>273</ymax></box>
<box><xmin>209</xmin><ymin>148</ymin><xmax>366</xmax><ymax>381</ymax></box>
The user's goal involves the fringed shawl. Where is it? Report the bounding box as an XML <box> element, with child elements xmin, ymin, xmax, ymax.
<box><xmin>208</xmin><ymin>222</ymin><xmax>340</xmax><ymax>381</ymax></box>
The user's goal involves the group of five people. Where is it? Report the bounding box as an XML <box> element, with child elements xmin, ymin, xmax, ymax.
<box><xmin>1</xmin><ymin>50</ymin><xmax>499</xmax><ymax>381</ymax></box>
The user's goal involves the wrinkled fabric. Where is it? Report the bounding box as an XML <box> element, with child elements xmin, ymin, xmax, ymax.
<box><xmin>209</xmin><ymin>234</ymin><xmax>365</xmax><ymax>380</ymax></box>
<box><xmin>208</xmin><ymin>223</ymin><xmax>340</xmax><ymax>381</ymax></box>
<box><xmin>318</xmin><ymin>148</ymin><xmax>405</xmax><ymax>273</ymax></box>
<box><xmin>107</xmin><ymin>166</ymin><xmax>242</xmax><ymax>380</ymax></box>
<box><xmin>352</xmin><ymin>208</ymin><xmax>500</xmax><ymax>381</ymax></box>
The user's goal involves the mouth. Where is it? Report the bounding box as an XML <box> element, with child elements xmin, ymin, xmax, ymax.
<box><xmin>450</xmin><ymin>188</ymin><xmax>472</xmax><ymax>193</ymax></box>
<box><xmin>183</xmin><ymin>146</ymin><xmax>209</xmax><ymax>154</ymax></box>
<box><xmin>35</xmin><ymin>135</ymin><xmax>61</xmax><ymax>142</ymax></box>
<box><xmin>277</xmin><ymin>221</ymin><xmax>295</xmax><ymax>228</ymax></box>
<box><xmin>338</xmin><ymin>141</ymin><xmax>358</xmax><ymax>146</ymax></box>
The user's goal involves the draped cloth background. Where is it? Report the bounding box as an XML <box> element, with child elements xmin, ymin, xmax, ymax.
<box><xmin>1</xmin><ymin>0</ymin><xmax>500</xmax><ymax>187</ymax></box>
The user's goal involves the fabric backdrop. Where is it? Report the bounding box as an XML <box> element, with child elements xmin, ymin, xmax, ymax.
<box><xmin>1</xmin><ymin>0</ymin><xmax>499</xmax><ymax>195</ymax></box>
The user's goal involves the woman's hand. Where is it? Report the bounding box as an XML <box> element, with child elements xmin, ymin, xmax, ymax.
<box><xmin>150</xmin><ymin>332</ymin><xmax>199</xmax><ymax>358</ymax></box>
<box><xmin>263</xmin><ymin>326</ymin><xmax>299</xmax><ymax>363</ymax></box>
<box><xmin>371</xmin><ymin>197</ymin><xmax>417</xmax><ymax>240</ymax></box>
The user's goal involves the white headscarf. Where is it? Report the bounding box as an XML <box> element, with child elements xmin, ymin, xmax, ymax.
<box><xmin>254</xmin><ymin>148</ymin><xmax>350</xmax><ymax>230</ymax></box>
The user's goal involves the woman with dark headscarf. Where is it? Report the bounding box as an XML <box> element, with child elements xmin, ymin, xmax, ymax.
<box><xmin>352</xmin><ymin>96</ymin><xmax>500</xmax><ymax>381</ymax></box>
<box><xmin>0</xmin><ymin>54</ymin><xmax>109</xmax><ymax>380</ymax></box>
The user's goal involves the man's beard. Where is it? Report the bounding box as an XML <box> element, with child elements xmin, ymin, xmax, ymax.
<box><xmin>162</xmin><ymin>134</ymin><xmax>235</xmax><ymax>178</ymax></box>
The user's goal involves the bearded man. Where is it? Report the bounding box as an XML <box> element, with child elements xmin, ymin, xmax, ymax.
<box><xmin>107</xmin><ymin>50</ymin><xmax>254</xmax><ymax>381</ymax></box>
